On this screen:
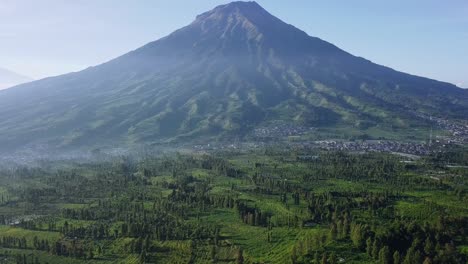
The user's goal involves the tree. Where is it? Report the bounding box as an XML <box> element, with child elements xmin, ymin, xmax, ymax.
<box><xmin>321</xmin><ymin>252</ymin><xmax>328</xmax><ymax>264</ymax></box>
<box><xmin>412</xmin><ymin>250</ymin><xmax>423</xmax><ymax>264</ymax></box>
<box><xmin>343</xmin><ymin>218</ymin><xmax>350</xmax><ymax>238</ymax></box>
<box><xmin>139</xmin><ymin>248</ymin><xmax>147</xmax><ymax>264</ymax></box>
<box><xmin>403</xmin><ymin>248</ymin><xmax>413</xmax><ymax>264</ymax></box>
<box><xmin>329</xmin><ymin>252</ymin><xmax>337</xmax><ymax>264</ymax></box>
<box><xmin>291</xmin><ymin>245</ymin><xmax>297</xmax><ymax>264</ymax></box>
<box><xmin>403</xmin><ymin>247</ymin><xmax>422</xmax><ymax>264</ymax></box>
<box><xmin>350</xmin><ymin>224</ymin><xmax>363</xmax><ymax>248</ymax></box>
<box><xmin>422</xmin><ymin>257</ymin><xmax>432</xmax><ymax>264</ymax></box>
<box><xmin>337</xmin><ymin>220</ymin><xmax>344</xmax><ymax>239</ymax></box>
<box><xmin>424</xmin><ymin>237</ymin><xmax>434</xmax><ymax>256</ymax></box>
<box><xmin>329</xmin><ymin>223</ymin><xmax>337</xmax><ymax>241</ymax></box>
<box><xmin>236</xmin><ymin>248</ymin><xmax>244</xmax><ymax>264</ymax></box>
<box><xmin>392</xmin><ymin>251</ymin><xmax>400</xmax><ymax>264</ymax></box>
<box><xmin>314</xmin><ymin>251</ymin><xmax>320</xmax><ymax>264</ymax></box>
<box><xmin>378</xmin><ymin>246</ymin><xmax>391</xmax><ymax>264</ymax></box>
<box><xmin>372</xmin><ymin>240</ymin><xmax>380</xmax><ymax>259</ymax></box>
<box><xmin>366</xmin><ymin>238</ymin><xmax>373</xmax><ymax>256</ymax></box>
<box><xmin>210</xmin><ymin>245</ymin><xmax>217</xmax><ymax>263</ymax></box>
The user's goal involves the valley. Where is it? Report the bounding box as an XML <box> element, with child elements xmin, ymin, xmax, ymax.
<box><xmin>0</xmin><ymin>147</ymin><xmax>466</xmax><ymax>263</ymax></box>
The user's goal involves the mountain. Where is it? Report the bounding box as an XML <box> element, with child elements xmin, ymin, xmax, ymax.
<box><xmin>0</xmin><ymin>1</ymin><xmax>467</xmax><ymax>151</ymax></box>
<box><xmin>0</xmin><ymin>67</ymin><xmax>33</xmax><ymax>90</ymax></box>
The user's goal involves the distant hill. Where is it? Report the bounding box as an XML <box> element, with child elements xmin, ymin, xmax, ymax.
<box><xmin>0</xmin><ymin>1</ymin><xmax>467</xmax><ymax>151</ymax></box>
<box><xmin>0</xmin><ymin>67</ymin><xmax>32</xmax><ymax>90</ymax></box>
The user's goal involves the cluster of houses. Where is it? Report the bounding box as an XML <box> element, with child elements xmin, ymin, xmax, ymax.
<box><xmin>253</xmin><ymin>123</ymin><xmax>314</xmax><ymax>138</ymax></box>
<box><xmin>311</xmin><ymin>140</ymin><xmax>431</xmax><ymax>155</ymax></box>
<box><xmin>411</xmin><ymin>112</ymin><xmax>468</xmax><ymax>144</ymax></box>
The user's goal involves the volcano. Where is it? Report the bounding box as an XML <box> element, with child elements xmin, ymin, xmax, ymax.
<box><xmin>0</xmin><ymin>1</ymin><xmax>466</xmax><ymax>151</ymax></box>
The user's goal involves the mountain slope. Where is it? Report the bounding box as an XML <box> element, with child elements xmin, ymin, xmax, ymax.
<box><xmin>0</xmin><ymin>67</ymin><xmax>32</xmax><ymax>90</ymax></box>
<box><xmin>0</xmin><ymin>1</ymin><xmax>467</xmax><ymax>151</ymax></box>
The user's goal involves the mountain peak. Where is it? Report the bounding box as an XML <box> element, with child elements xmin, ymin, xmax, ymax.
<box><xmin>219</xmin><ymin>1</ymin><xmax>262</xmax><ymax>9</ymax></box>
<box><xmin>197</xmin><ymin>1</ymin><xmax>263</xmax><ymax>16</ymax></box>
<box><xmin>194</xmin><ymin>1</ymin><xmax>272</xmax><ymax>25</ymax></box>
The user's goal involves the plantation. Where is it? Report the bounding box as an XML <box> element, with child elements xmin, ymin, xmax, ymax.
<box><xmin>0</xmin><ymin>148</ymin><xmax>466</xmax><ymax>263</ymax></box>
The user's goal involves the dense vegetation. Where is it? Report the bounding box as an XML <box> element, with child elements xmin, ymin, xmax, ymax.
<box><xmin>0</xmin><ymin>147</ymin><xmax>466</xmax><ymax>263</ymax></box>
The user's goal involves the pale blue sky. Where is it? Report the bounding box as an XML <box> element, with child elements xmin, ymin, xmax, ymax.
<box><xmin>1</xmin><ymin>0</ymin><xmax>467</xmax><ymax>87</ymax></box>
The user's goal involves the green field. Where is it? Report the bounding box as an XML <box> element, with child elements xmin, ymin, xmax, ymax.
<box><xmin>0</xmin><ymin>148</ymin><xmax>466</xmax><ymax>263</ymax></box>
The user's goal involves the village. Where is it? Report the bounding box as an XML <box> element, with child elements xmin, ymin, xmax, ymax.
<box><xmin>193</xmin><ymin>116</ymin><xmax>468</xmax><ymax>156</ymax></box>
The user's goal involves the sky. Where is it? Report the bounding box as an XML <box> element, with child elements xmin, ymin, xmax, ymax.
<box><xmin>1</xmin><ymin>0</ymin><xmax>467</xmax><ymax>88</ymax></box>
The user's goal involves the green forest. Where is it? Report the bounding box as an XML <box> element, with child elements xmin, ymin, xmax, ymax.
<box><xmin>0</xmin><ymin>147</ymin><xmax>466</xmax><ymax>263</ymax></box>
